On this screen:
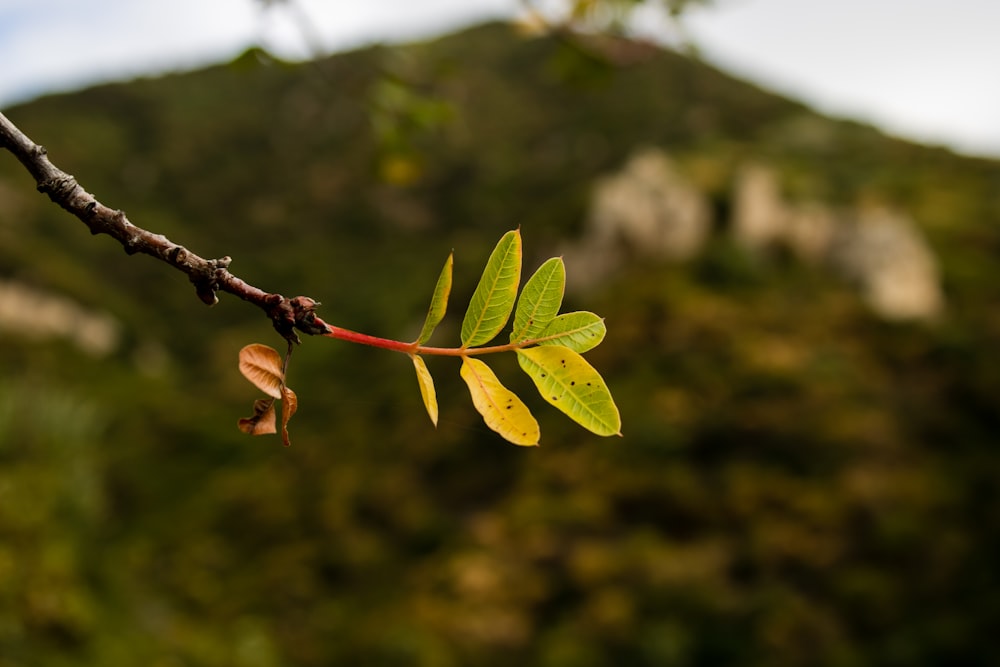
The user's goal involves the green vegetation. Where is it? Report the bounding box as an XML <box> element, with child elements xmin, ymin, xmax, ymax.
<box><xmin>2</xmin><ymin>21</ymin><xmax>1000</xmax><ymax>666</ymax></box>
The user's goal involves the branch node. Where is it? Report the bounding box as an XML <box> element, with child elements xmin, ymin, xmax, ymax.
<box><xmin>192</xmin><ymin>274</ymin><xmax>219</xmax><ymax>305</ymax></box>
<box><xmin>267</xmin><ymin>296</ymin><xmax>299</xmax><ymax>345</ymax></box>
<box><xmin>290</xmin><ymin>295</ymin><xmax>331</xmax><ymax>336</ymax></box>
<box><xmin>123</xmin><ymin>234</ymin><xmax>141</xmax><ymax>255</ymax></box>
<box><xmin>261</xmin><ymin>295</ymin><xmax>328</xmax><ymax>344</ymax></box>
<box><xmin>196</xmin><ymin>288</ymin><xmax>220</xmax><ymax>306</ymax></box>
<box><xmin>38</xmin><ymin>174</ymin><xmax>76</xmax><ymax>200</ymax></box>
<box><xmin>188</xmin><ymin>256</ymin><xmax>233</xmax><ymax>306</ymax></box>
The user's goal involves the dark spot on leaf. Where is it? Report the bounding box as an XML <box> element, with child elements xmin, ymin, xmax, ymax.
<box><xmin>552</xmin><ymin>396</ymin><xmax>558</xmax><ymax>401</ymax></box>
<box><xmin>570</xmin><ymin>381</ymin><xmax>576</xmax><ymax>386</ymax></box>
<box><xmin>586</xmin><ymin>382</ymin><xmax>592</xmax><ymax>386</ymax></box>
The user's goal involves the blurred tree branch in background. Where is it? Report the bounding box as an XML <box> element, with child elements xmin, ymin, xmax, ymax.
<box><xmin>520</xmin><ymin>0</ymin><xmax>712</xmax><ymax>43</ymax></box>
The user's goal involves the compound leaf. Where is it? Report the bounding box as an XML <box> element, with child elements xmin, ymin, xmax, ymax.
<box><xmin>517</xmin><ymin>345</ymin><xmax>621</xmax><ymax>437</ymax></box>
<box><xmin>460</xmin><ymin>356</ymin><xmax>539</xmax><ymax>446</ymax></box>
<box><xmin>511</xmin><ymin>257</ymin><xmax>565</xmax><ymax>343</ymax></box>
<box><xmin>461</xmin><ymin>230</ymin><xmax>521</xmax><ymax>347</ymax></box>
<box><xmin>537</xmin><ymin>311</ymin><xmax>606</xmax><ymax>353</ymax></box>
<box><xmin>416</xmin><ymin>251</ymin><xmax>453</xmax><ymax>345</ymax></box>
<box><xmin>238</xmin><ymin>343</ymin><xmax>284</xmax><ymax>398</ymax></box>
<box><xmin>411</xmin><ymin>354</ymin><xmax>439</xmax><ymax>427</ymax></box>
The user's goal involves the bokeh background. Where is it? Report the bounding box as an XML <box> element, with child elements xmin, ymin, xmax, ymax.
<box><xmin>2</xmin><ymin>2</ymin><xmax>1000</xmax><ymax>665</ymax></box>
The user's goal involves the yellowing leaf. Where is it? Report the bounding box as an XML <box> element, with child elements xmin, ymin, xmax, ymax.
<box><xmin>517</xmin><ymin>346</ymin><xmax>621</xmax><ymax>437</ymax></box>
<box><xmin>537</xmin><ymin>311</ymin><xmax>606</xmax><ymax>353</ymax></box>
<box><xmin>460</xmin><ymin>356</ymin><xmax>539</xmax><ymax>446</ymax></box>
<box><xmin>411</xmin><ymin>354</ymin><xmax>439</xmax><ymax>427</ymax></box>
<box><xmin>511</xmin><ymin>257</ymin><xmax>565</xmax><ymax>343</ymax></box>
<box><xmin>238</xmin><ymin>398</ymin><xmax>277</xmax><ymax>435</ymax></box>
<box><xmin>238</xmin><ymin>344</ymin><xmax>284</xmax><ymax>398</ymax></box>
<box><xmin>416</xmin><ymin>252</ymin><xmax>453</xmax><ymax>345</ymax></box>
<box><xmin>280</xmin><ymin>386</ymin><xmax>297</xmax><ymax>447</ymax></box>
<box><xmin>461</xmin><ymin>230</ymin><xmax>522</xmax><ymax>347</ymax></box>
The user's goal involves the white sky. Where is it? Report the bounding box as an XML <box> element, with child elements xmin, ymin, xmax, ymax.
<box><xmin>0</xmin><ymin>0</ymin><xmax>998</xmax><ymax>158</ymax></box>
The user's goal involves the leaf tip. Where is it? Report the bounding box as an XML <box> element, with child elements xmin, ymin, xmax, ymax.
<box><xmin>411</xmin><ymin>354</ymin><xmax>440</xmax><ymax>427</ymax></box>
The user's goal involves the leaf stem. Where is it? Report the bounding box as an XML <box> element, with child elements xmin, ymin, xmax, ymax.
<box><xmin>418</xmin><ymin>342</ymin><xmax>522</xmax><ymax>357</ymax></box>
<box><xmin>323</xmin><ymin>325</ymin><xmax>419</xmax><ymax>353</ymax></box>
<box><xmin>321</xmin><ymin>324</ymin><xmax>557</xmax><ymax>357</ymax></box>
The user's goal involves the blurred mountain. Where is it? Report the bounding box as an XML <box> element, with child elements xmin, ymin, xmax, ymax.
<box><xmin>2</xmin><ymin>21</ymin><xmax>1000</xmax><ymax>666</ymax></box>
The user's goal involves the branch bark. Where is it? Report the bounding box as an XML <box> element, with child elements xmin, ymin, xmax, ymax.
<box><xmin>0</xmin><ymin>110</ymin><xmax>329</xmax><ymax>343</ymax></box>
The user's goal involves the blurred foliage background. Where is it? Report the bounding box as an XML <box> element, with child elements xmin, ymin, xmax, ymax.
<box><xmin>2</xmin><ymin>19</ymin><xmax>1000</xmax><ymax>666</ymax></box>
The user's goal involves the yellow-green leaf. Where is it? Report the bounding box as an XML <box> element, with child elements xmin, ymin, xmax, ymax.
<box><xmin>537</xmin><ymin>311</ymin><xmax>606</xmax><ymax>353</ymax></box>
<box><xmin>511</xmin><ymin>257</ymin><xmax>565</xmax><ymax>343</ymax></box>
<box><xmin>461</xmin><ymin>230</ymin><xmax>522</xmax><ymax>347</ymax></box>
<box><xmin>416</xmin><ymin>251</ymin><xmax>453</xmax><ymax>345</ymax></box>
<box><xmin>460</xmin><ymin>356</ymin><xmax>539</xmax><ymax>446</ymax></box>
<box><xmin>411</xmin><ymin>354</ymin><xmax>439</xmax><ymax>427</ymax></box>
<box><xmin>238</xmin><ymin>343</ymin><xmax>284</xmax><ymax>398</ymax></box>
<box><xmin>516</xmin><ymin>345</ymin><xmax>621</xmax><ymax>436</ymax></box>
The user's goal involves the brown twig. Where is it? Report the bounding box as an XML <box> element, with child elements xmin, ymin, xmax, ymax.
<box><xmin>0</xmin><ymin>110</ymin><xmax>329</xmax><ymax>343</ymax></box>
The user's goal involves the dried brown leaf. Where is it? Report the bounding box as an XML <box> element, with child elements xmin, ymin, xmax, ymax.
<box><xmin>280</xmin><ymin>386</ymin><xmax>297</xmax><ymax>447</ymax></box>
<box><xmin>238</xmin><ymin>344</ymin><xmax>284</xmax><ymax>398</ymax></box>
<box><xmin>237</xmin><ymin>398</ymin><xmax>277</xmax><ymax>435</ymax></box>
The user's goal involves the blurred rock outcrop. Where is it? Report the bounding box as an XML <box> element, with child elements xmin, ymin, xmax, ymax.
<box><xmin>563</xmin><ymin>149</ymin><xmax>711</xmax><ymax>291</ymax></box>
<box><xmin>566</xmin><ymin>149</ymin><xmax>943</xmax><ymax>321</ymax></box>
<box><xmin>731</xmin><ymin>163</ymin><xmax>837</xmax><ymax>263</ymax></box>
<box><xmin>731</xmin><ymin>163</ymin><xmax>942</xmax><ymax>320</ymax></box>
<box><xmin>828</xmin><ymin>208</ymin><xmax>944</xmax><ymax>320</ymax></box>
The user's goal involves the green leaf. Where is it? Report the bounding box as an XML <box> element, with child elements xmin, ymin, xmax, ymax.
<box><xmin>416</xmin><ymin>251</ymin><xmax>453</xmax><ymax>345</ymax></box>
<box><xmin>517</xmin><ymin>346</ymin><xmax>621</xmax><ymax>437</ymax></box>
<box><xmin>410</xmin><ymin>354</ymin><xmax>439</xmax><ymax>427</ymax></box>
<box><xmin>537</xmin><ymin>312</ymin><xmax>606</xmax><ymax>353</ymax></box>
<box><xmin>460</xmin><ymin>356</ymin><xmax>539</xmax><ymax>446</ymax></box>
<box><xmin>511</xmin><ymin>257</ymin><xmax>565</xmax><ymax>343</ymax></box>
<box><xmin>461</xmin><ymin>229</ymin><xmax>522</xmax><ymax>347</ymax></box>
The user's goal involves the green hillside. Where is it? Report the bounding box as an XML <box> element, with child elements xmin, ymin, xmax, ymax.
<box><xmin>2</xmin><ymin>21</ymin><xmax>1000</xmax><ymax>666</ymax></box>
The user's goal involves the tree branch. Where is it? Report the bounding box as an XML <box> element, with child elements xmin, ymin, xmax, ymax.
<box><xmin>0</xmin><ymin>110</ymin><xmax>330</xmax><ymax>343</ymax></box>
